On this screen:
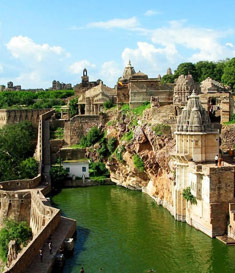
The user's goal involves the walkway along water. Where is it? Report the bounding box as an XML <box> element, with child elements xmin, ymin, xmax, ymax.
<box><xmin>52</xmin><ymin>185</ymin><xmax>235</xmax><ymax>273</ymax></box>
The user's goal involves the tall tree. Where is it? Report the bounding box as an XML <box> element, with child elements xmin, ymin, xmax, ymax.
<box><xmin>195</xmin><ymin>61</ymin><xmax>217</xmax><ymax>82</ymax></box>
<box><xmin>174</xmin><ymin>62</ymin><xmax>198</xmax><ymax>81</ymax></box>
<box><xmin>222</xmin><ymin>58</ymin><xmax>235</xmax><ymax>90</ymax></box>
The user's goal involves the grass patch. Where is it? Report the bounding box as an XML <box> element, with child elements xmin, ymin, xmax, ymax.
<box><xmin>224</xmin><ymin>114</ymin><xmax>235</xmax><ymax>125</ymax></box>
<box><xmin>51</xmin><ymin>127</ymin><xmax>64</xmax><ymax>139</ymax></box>
<box><xmin>132</xmin><ymin>102</ymin><xmax>150</xmax><ymax>116</ymax></box>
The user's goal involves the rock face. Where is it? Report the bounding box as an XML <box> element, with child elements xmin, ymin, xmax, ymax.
<box><xmin>105</xmin><ymin>110</ymin><xmax>175</xmax><ymax>214</ymax></box>
<box><xmin>221</xmin><ymin>124</ymin><xmax>235</xmax><ymax>151</ymax></box>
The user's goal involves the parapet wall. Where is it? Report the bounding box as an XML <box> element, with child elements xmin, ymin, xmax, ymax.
<box><xmin>0</xmin><ymin>109</ymin><xmax>50</xmax><ymax>129</ymax></box>
<box><xmin>0</xmin><ymin>175</ymin><xmax>41</xmax><ymax>191</ymax></box>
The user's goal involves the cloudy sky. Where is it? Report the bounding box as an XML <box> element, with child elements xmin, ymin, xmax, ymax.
<box><xmin>0</xmin><ymin>0</ymin><xmax>234</xmax><ymax>88</ymax></box>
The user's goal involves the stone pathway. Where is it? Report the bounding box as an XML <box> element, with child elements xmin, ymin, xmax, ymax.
<box><xmin>216</xmin><ymin>235</ymin><xmax>235</xmax><ymax>246</ymax></box>
<box><xmin>25</xmin><ymin>217</ymin><xmax>76</xmax><ymax>273</ymax></box>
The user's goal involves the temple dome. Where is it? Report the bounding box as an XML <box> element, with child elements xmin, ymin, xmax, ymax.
<box><xmin>176</xmin><ymin>90</ymin><xmax>212</xmax><ymax>133</ymax></box>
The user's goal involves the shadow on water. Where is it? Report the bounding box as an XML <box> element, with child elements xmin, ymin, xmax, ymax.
<box><xmin>50</xmin><ymin>196</ymin><xmax>91</xmax><ymax>272</ymax></box>
<box><xmin>62</xmin><ymin>225</ymin><xmax>90</xmax><ymax>273</ymax></box>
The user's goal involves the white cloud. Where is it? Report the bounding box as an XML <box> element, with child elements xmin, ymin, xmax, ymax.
<box><xmin>87</xmin><ymin>17</ymin><xmax>139</xmax><ymax>30</ymax></box>
<box><xmin>121</xmin><ymin>20</ymin><xmax>235</xmax><ymax>78</ymax></box>
<box><xmin>69</xmin><ymin>60</ymin><xmax>96</xmax><ymax>74</ymax></box>
<box><xmin>4</xmin><ymin>36</ymin><xmax>70</xmax><ymax>88</ymax></box>
<box><xmin>226</xmin><ymin>42</ymin><xmax>234</xmax><ymax>48</ymax></box>
<box><xmin>144</xmin><ymin>10</ymin><xmax>161</xmax><ymax>16</ymax></box>
<box><xmin>100</xmin><ymin>61</ymin><xmax>121</xmax><ymax>86</ymax></box>
<box><xmin>6</xmin><ymin>36</ymin><xmax>68</xmax><ymax>62</ymax></box>
<box><xmin>151</xmin><ymin>20</ymin><xmax>235</xmax><ymax>62</ymax></box>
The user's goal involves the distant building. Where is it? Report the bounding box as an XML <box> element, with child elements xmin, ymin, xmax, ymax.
<box><xmin>62</xmin><ymin>159</ymin><xmax>89</xmax><ymax>178</ymax></box>
<box><xmin>1</xmin><ymin>81</ymin><xmax>22</xmax><ymax>91</ymax></box>
<box><xmin>51</xmin><ymin>80</ymin><xmax>72</xmax><ymax>90</ymax></box>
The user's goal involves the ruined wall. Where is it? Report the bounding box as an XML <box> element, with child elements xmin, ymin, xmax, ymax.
<box><xmin>0</xmin><ymin>109</ymin><xmax>50</xmax><ymax>129</ymax></box>
<box><xmin>221</xmin><ymin>124</ymin><xmax>235</xmax><ymax>151</ymax></box>
<box><xmin>64</xmin><ymin>115</ymin><xmax>101</xmax><ymax>145</ymax></box>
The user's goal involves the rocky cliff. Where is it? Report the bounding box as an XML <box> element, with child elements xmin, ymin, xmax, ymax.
<box><xmin>101</xmin><ymin>105</ymin><xmax>176</xmax><ymax>214</ymax></box>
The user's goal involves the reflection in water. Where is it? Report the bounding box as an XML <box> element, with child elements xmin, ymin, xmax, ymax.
<box><xmin>52</xmin><ymin>186</ymin><xmax>235</xmax><ymax>273</ymax></box>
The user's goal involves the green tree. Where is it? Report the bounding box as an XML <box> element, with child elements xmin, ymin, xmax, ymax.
<box><xmin>50</xmin><ymin>166</ymin><xmax>69</xmax><ymax>189</ymax></box>
<box><xmin>174</xmin><ymin>62</ymin><xmax>198</xmax><ymax>81</ymax></box>
<box><xmin>20</xmin><ymin>157</ymin><xmax>38</xmax><ymax>179</ymax></box>
<box><xmin>0</xmin><ymin>121</ymin><xmax>36</xmax><ymax>181</ymax></box>
<box><xmin>222</xmin><ymin>58</ymin><xmax>235</xmax><ymax>90</ymax></box>
<box><xmin>69</xmin><ymin>97</ymin><xmax>78</xmax><ymax>117</ymax></box>
<box><xmin>0</xmin><ymin>220</ymin><xmax>32</xmax><ymax>262</ymax></box>
<box><xmin>195</xmin><ymin>61</ymin><xmax>217</xmax><ymax>82</ymax></box>
<box><xmin>161</xmin><ymin>74</ymin><xmax>175</xmax><ymax>83</ymax></box>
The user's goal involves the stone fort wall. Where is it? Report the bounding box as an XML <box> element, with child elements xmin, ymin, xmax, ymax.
<box><xmin>0</xmin><ymin>109</ymin><xmax>50</xmax><ymax>129</ymax></box>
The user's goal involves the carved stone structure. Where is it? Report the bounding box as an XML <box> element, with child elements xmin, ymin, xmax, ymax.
<box><xmin>117</xmin><ymin>61</ymin><xmax>174</xmax><ymax>107</ymax></box>
<box><xmin>173</xmin><ymin>74</ymin><xmax>198</xmax><ymax>108</ymax></box>
<box><xmin>199</xmin><ymin>77</ymin><xmax>233</xmax><ymax>123</ymax></box>
<box><xmin>78</xmin><ymin>81</ymin><xmax>117</xmax><ymax>116</ymax></box>
<box><xmin>173</xmin><ymin>91</ymin><xmax>235</xmax><ymax>237</ymax></box>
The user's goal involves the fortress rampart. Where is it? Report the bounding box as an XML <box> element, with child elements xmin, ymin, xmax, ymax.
<box><xmin>0</xmin><ymin>109</ymin><xmax>50</xmax><ymax>129</ymax></box>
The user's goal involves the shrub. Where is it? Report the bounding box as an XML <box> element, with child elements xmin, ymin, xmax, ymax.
<box><xmin>115</xmin><ymin>146</ymin><xmax>125</xmax><ymax>162</ymax></box>
<box><xmin>103</xmin><ymin>100</ymin><xmax>114</xmax><ymax>110</ymax></box>
<box><xmin>50</xmin><ymin>166</ymin><xmax>69</xmax><ymax>188</ymax></box>
<box><xmin>107</xmin><ymin>137</ymin><xmax>117</xmax><ymax>153</ymax></box>
<box><xmin>133</xmin><ymin>154</ymin><xmax>144</xmax><ymax>172</ymax></box>
<box><xmin>51</xmin><ymin>127</ymin><xmax>64</xmax><ymax>139</ymax></box>
<box><xmin>120</xmin><ymin>104</ymin><xmax>130</xmax><ymax>112</ymax></box>
<box><xmin>121</xmin><ymin>131</ymin><xmax>133</xmax><ymax>142</ymax></box>
<box><xmin>80</xmin><ymin>127</ymin><xmax>103</xmax><ymax>148</ymax></box>
<box><xmin>152</xmin><ymin>124</ymin><xmax>171</xmax><ymax>136</ymax></box>
<box><xmin>69</xmin><ymin>97</ymin><xmax>78</xmax><ymax>117</ymax></box>
<box><xmin>20</xmin><ymin>157</ymin><xmax>38</xmax><ymax>179</ymax></box>
<box><xmin>89</xmin><ymin>162</ymin><xmax>109</xmax><ymax>177</ymax></box>
<box><xmin>182</xmin><ymin>187</ymin><xmax>197</xmax><ymax>205</ymax></box>
<box><xmin>0</xmin><ymin>220</ymin><xmax>32</xmax><ymax>262</ymax></box>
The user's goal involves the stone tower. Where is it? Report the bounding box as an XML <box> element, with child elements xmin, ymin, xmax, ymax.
<box><xmin>81</xmin><ymin>68</ymin><xmax>89</xmax><ymax>87</ymax></box>
<box><xmin>173</xmin><ymin>91</ymin><xmax>219</xmax><ymax>222</ymax></box>
<box><xmin>122</xmin><ymin>60</ymin><xmax>136</xmax><ymax>80</ymax></box>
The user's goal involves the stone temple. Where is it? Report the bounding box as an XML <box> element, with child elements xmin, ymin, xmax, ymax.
<box><xmin>173</xmin><ymin>91</ymin><xmax>234</xmax><ymax>237</ymax></box>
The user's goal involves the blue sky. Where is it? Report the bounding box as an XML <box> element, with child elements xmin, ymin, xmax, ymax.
<box><xmin>0</xmin><ymin>0</ymin><xmax>234</xmax><ymax>88</ymax></box>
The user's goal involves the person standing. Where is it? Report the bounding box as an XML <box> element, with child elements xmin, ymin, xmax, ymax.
<box><xmin>39</xmin><ymin>249</ymin><xmax>43</xmax><ymax>262</ymax></box>
<box><xmin>80</xmin><ymin>267</ymin><xmax>85</xmax><ymax>273</ymax></box>
<box><xmin>215</xmin><ymin>154</ymin><xmax>218</xmax><ymax>166</ymax></box>
<box><xmin>48</xmin><ymin>241</ymin><xmax>52</xmax><ymax>254</ymax></box>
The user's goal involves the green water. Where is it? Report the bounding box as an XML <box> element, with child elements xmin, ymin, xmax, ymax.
<box><xmin>52</xmin><ymin>186</ymin><xmax>235</xmax><ymax>273</ymax></box>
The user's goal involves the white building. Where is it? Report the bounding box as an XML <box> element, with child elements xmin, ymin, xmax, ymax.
<box><xmin>62</xmin><ymin>159</ymin><xmax>89</xmax><ymax>178</ymax></box>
